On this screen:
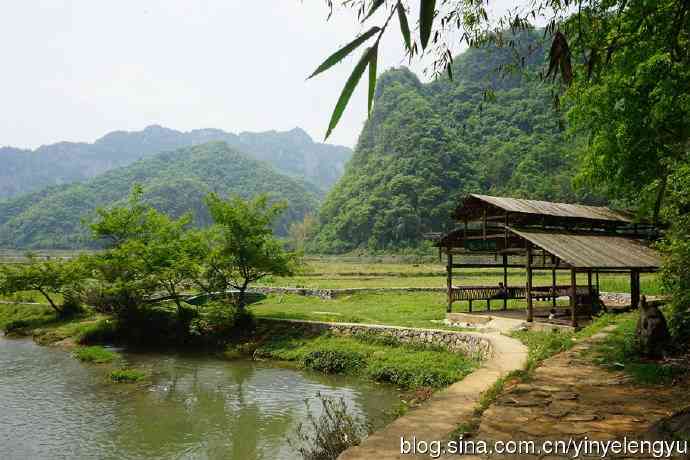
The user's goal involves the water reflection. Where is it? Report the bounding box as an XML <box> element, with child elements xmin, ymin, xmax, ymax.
<box><xmin>0</xmin><ymin>337</ymin><xmax>398</xmax><ymax>460</ymax></box>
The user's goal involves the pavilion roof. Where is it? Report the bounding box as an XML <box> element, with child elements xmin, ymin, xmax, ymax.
<box><xmin>509</xmin><ymin>227</ymin><xmax>661</xmax><ymax>269</ymax></box>
<box><xmin>456</xmin><ymin>194</ymin><xmax>634</xmax><ymax>223</ymax></box>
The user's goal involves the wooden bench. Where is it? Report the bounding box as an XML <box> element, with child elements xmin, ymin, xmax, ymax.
<box><xmin>449</xmin><ymin>285</ymin><xmax>596</xmax><ymax>312</ymax></box>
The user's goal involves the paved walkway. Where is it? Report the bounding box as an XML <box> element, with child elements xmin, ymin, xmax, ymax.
<box><xmin>339</xmin><ymin>332</ymin><xmax>528</xmax><ymax>459</ymax></box>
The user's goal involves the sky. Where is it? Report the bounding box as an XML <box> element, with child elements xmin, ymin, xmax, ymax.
<box><xmin>0</xmin><ymin>1</ymin><xmax>515</xmax><ymax>150</ymax></box>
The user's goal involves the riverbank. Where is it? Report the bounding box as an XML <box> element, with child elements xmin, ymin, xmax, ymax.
<box><xmin>0</xmin><ymin>302</ymin><xmax>483</xmax><ymax>396</ymax></box>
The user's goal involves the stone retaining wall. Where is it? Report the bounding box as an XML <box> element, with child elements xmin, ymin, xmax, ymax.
<box><xmin>249</xmin><ymin>286</ymin><xmax>445</xmax><ymax>299</ymax></box>
<box><xmin>257</xmin><ymin>317</ymin><xmax>493</xmax><ymax>360</ymax></box>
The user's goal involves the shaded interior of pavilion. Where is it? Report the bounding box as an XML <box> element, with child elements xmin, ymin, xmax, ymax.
<box><xmin>429</xmin><ymin>194</ymin><xmax>662</xmax><ymax>328</ymax></box>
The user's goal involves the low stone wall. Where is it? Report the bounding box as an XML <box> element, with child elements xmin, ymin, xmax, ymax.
<box><xmin>249</xmin><ymin>286</ymin><xmax>445</xmax><ymax>300</ymax></box>
<box><xmin>257</xmin><ymin>317</ymin><xmax>493</xmax><ymax>360</ymax></box>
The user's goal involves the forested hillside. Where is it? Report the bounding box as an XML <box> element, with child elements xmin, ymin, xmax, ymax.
<box><xmin>0</xmin><ymin>142</ymin><xmax>319</xmax><ymax>248</ymax></box>
<box><xmin>313</xmin><ymin>32</ymin><xmax>601</xmax><ymax>252</ymax></box>
<box><xmin>0</xmin><ymin>126</ymin><xmax>351</xmax><ymax>199</ymax></box>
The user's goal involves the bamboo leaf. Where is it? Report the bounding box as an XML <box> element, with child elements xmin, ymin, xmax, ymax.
<box><xmin>396</xmin><ymin>1</ymin><xmax>412</xmax><ymax>52</ymax></box>
<box><xmin>325</xmin><ymin>47</ymin><xmax>373</xmax><ymax>140</ymax></box>
<box><xmin>362</xmin><ymin>0</ymin><xmax>385</xmax><ymax>23</ymax></box>
<box><xmin>308</xmin><ymin>27</ymin><xmax>380</xmax><ymax>80</ymax></box>
<box><xmin>420</xmin><ymin>0</ymin><xmax>436</xmax><ymax>50</ymax></box>
<box><xmin>368</xmin><ymin>43</ymin><xmax>378</xmax><ymax>115</ymax></box>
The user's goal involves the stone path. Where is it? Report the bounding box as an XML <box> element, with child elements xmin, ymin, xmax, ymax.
<box><xmin>339</xmin><ymin>332</ymin><xmax>528</xmax><ymax>460</ymax></box>
<box><xmin>465</xmin><ymin>327</ymin><xmax>689</xmax><ymax>459</ymax></box>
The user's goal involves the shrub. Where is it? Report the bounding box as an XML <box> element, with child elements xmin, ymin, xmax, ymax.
<box><xmin>110</xmin><ymin>369</ymin><xmax>146</xmax><ymax>383</ymax></box>
<box><xmin>189</xmin><ymin>301</ymin><xmax>253</xmax><ymax>338</ymax></box>
<box><xmin>73</xmin><ymin>346</ymin><xmax>119</xmax><ymax>364</ymax></box>
<box><xmin>290</xmin><ymin>393</ymin><xmax>369</xmax><ymax>460</ymax></box>
<box><xmin>303</xmin><ymin>350</ymin><xmax>365</xmax><ymax>374</ymax></box>
<box><xmin>76</xmin><ymin>319</ymin><xmax>118</xmax><ymax>345</ymax></box>
<box><xmin>4</xmin><ymin>319</ymin><xmax>31</xmax><ymax>334</ymax></box>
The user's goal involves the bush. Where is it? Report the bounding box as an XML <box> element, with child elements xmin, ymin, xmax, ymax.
<box><xmin>73</xmin><ymin>346</ymin><xmax>119</xmax><ymax>364</ymax></box>
<box><xmin>290</xmin><ymin>393</ymin><xmax>369</xmax><ymax>460</ymax></box>
<box><xmin>110</xmin><ymin>369</ymin><xmax>146</xmax><ymax>383</ymax></box>
<box><xmin>76</xmin><ymin>319</ymin><xmax>118</xmax><ymax>345</ymax></box>
<box><xmin>189</xmin><ymin>301</ymin><xmax>253</xmax><ymax>338</ymax></box>
<box><xmin>3</xmin><ymin>319</ymin><xmax>31</xmax><ymax>334</ymax></box>
<box><xmin>303</xmin><ymin>350</ymin><xmax>366</xmax><ymax>374</ymax></box>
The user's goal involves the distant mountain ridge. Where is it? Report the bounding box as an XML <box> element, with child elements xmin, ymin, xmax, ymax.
<box><xmin>0</xmin><ymin>125</ymin><xmax>351</xmax><ymax>199</ymax></box>
<box><xmin>0</xmin><ymin>142</ymin><xmax>319</xmax><ymax>249</ymax></box>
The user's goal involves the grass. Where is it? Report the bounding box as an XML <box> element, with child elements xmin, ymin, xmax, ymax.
<box><xmin>72</xmin><ymin>345</ymin><xmax>120</xmax><ymax>364</ymax></box>
<box><xmin>258</xmin><ymin>259</ymin><xmax>662</xmax><ymax>294</ymax></box>
<box><xmin>109</xmin><ymin>368</ymin><xmax>146</xmax><ymax>383</ymax></box>
<box><xmin>249</xmin><ymin>325</ymin><xmax>478</xmax><ymax>390</ymax></box>
<box><xmin>585</xmin><ymin>314</ymin><xmax>684</xmax><ymax>385</ymax></box>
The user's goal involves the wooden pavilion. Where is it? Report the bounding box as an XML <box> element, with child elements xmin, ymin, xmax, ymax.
<box><xmin>428</xmin><ymin>194</ymin><xmax>662</xmax><ymax>328</ymax></box>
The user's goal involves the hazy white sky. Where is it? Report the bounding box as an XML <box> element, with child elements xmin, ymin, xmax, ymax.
<box><xmin>0</xmin><ymin>1</ymin><xmax>515</xmax><ymax>149</ymax></box>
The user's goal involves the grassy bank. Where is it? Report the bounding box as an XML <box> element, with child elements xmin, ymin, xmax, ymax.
<box><xmin>244</xmin><ymin>323</ymin><xmax>478</xmax><ymax>391</ymax></box>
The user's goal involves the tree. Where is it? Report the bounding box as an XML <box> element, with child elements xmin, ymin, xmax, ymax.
<box><xmin>196</xmin><ymin>193</ymin><xmax>298</xmax><ymax>309</ymax></box>
<box><xmin>0</xmin><ymin>256</ymin><xmax>85</xmax><ymax>316</ymax></box>
<box><xmin>314</xmin><ymin>0</ymin><xmax>689</xmax><ymax>144</ymax></box>
<box><xmin>90</xmin><ymin>186</ymin><xmax>199</xmax><ymax>313</ymax></box>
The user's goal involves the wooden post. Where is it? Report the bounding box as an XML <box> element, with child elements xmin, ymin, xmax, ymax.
<box><xmin>502</xmin><ymin>254</ymin><xmax>508</xmax><ymax>310</ymax></box>
<box><xmin>526</xmin><ymin>244</ymin><xmax>533</xmax><ymax>322</ymax></box>
<box><xmin>587</xmin><ymin>270</ymin><xmax>593</xmax><ymax>314</ymax></box>
<box><xmin>570</xmin><ymin>268</ymin><xmax>578</xmax><ymax>328</ymax></box>
<box><xmin>551</xmin><ymin>266</ymin><xmax>557</xmax><ymax>309</ymax></box>
<box><xmin>446</xmin><ymin>251</ymin><xmax>453</xmax><ymax>313</ymax></box>
<box><xmin>630</xmin><ymin>270</ymin><xmax>640</xmax><ymax>309</ymax></box>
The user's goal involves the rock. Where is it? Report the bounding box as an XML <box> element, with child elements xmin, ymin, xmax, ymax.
<box><xmin>636</xmin><ymin>295</ymin><xmax>671</xmax><ymax>357</ymax></box>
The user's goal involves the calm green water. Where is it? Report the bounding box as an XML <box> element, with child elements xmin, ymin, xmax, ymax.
<box><xmin>0</xmin><ymin>335</ymin><xmax>399</xmax><ymax>460</ymax></box>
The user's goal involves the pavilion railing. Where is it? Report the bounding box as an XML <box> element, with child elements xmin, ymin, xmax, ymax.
<box><xmin>449</xmin><ymin>285</ymin><xmax>596</xmax><ymax>303</ymax></box>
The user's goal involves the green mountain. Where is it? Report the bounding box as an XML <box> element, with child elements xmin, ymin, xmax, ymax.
<box><xmin>0</xmin><ymin>142</ymin><xmax>319</xmax><ymax>248</ymax></box>
<box><xmin>0</xmin><ymin>126</ymin><xmax>351</xmax><ymax>199</ymax></box>
<box><xmin>313</xmin><ymin>32</ymin><xmax>601</xmax><ymax>253</ymax></box>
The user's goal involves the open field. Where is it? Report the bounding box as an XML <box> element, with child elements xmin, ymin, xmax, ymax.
<box><xmin>1</xmin><ymin>255</ymin><xmax>662</xmax><ymax>330</ymax></box>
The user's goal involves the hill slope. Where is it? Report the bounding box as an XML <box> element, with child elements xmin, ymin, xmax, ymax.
<box><xmin>0</xmin><ymin>142</ymin><xmax>319</xmax><ymax>248</ymax></box>
<box><xmin>313</xmin><ymin>32</ymin><xmax>600</xmax><ymax>252</ymax></box>
<box><xmin>0</xmin><ymin>126</ymin><xmax>351</xmax><ymax>199</ymax></box>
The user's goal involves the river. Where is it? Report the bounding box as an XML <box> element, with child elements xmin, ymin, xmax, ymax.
<box><xmin>0</xmin><ymin>335</ymin><xmax>399</xmax><ymax>459</ymax></box>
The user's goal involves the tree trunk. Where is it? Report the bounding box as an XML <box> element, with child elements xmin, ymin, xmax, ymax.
<box><xmin>38</xmin><ymin>288</ymin><xmax>61</xmax><ymax>315</ymax></box>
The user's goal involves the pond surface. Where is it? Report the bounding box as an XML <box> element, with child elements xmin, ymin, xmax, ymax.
<box><xmin>0</xmin><ymin>335</ymin><xmax>399</xmax><ymax>460</ymax></box>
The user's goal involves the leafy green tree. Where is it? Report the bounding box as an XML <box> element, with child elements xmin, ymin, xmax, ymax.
<box><xmin>90</xmin><ymin>186</ymin><xmax>199</xmax><ymax>313</ymax></box>
<box><xmin>0</xmin><ymin>256</ymin><xmax>86</xmax><ymax>316</ymax></box>
<box><xmin>196</xmin><ymin>193</ymin><xmax>298</xmax><ymax>309</ymax></box>
<box><xmin>659</xmin><ymin>163</ymin><xmax>690</xmax><ymax>344</ymax></box>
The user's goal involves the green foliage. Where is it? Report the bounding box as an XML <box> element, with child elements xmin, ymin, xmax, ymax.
<box><xmin>0</xmin><ymin>256</ymin><xmax>86</xmax><ymax>316</ymax></box>
<box><xmin>290</xmin><ymin>393</ymin><xmax>368</xmax><ymax>460</ymax></box>
<box><xmin>195</xmin><ymin>193</ymin><xmax>298</xmax><ymax>308</ymax></box>
<box><xmin>3</xmin><ymin>319</ymin><xmax>31</xmax><ymax>334</ymax></box>
<box><xmin>76</xmin><ymin>319</ymin><xmax>118</xmax><ymax>345</ymax></box>
<box><xmin>659</xmin><ymin>164</ymin><xmax>690</xmax><ymax>345</ymax></box>
<box><xmin>511</xmin><ymin>329</ymin><xmax>574</xmax><ymax>372</ymax></box>
<box><xmin>255</xmin><ymin>330</ymin><xmax>477</xmax><ymax>390</ymax></box>
<box><xmin>189</xmin><ymin>301</ymin><xmax>254</xmax><ymax>338</ymax></box>
<box><xmin>109</xmin><ymin>369</ymin><xmax>146</xmax><ymax>383</ymax></box>
<box><xmin>303</xmin><ymin>349</ymin><xmax>366</xmax><ymax>374</ymax></box>
<box><xmin>312</xmin><ymin>32</ymin><xmax>591</xmax><ymax>252</ymax></box>
<box><xmin>0</xmin><ymin>142</ymin><xmax>320</xmax><ymax>249</ymax></box>
<box><xmin>73</xmin><ymin>346</ymin><xmax>120</xmax><ymax>364</ymax></box>
<box><xmin>588</xmin><ymin>316</ymin><xmax>684</xmax><ymax>385</ymax></box>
